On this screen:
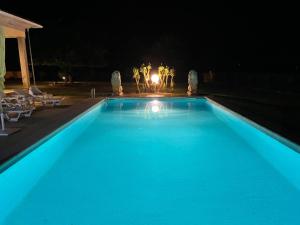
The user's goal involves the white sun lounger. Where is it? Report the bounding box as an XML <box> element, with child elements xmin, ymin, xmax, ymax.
<box><xmin>29</xmin><ymin>86</ymin><xmax>63</xmax><ymax>106</ymax></box>
<box><xmin>1</xmin><ymin>96</ymin><xmax>34</xmax><ymax>122</ymax></box>
<box><xmin>1</xmin><ymin>102</ymin><xmax>32</xmax><ymax>122</ymax></box>
<box><xmin>3</xmin><ymin>109</ymin><xmax>32</xmax><ymax>122</ymax></box>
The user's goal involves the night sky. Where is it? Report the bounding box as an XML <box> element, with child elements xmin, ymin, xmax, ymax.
<box><xmin>1</xmin><ymin>1</ymin><xmax>299</xmax><ymax>78</ymax></box>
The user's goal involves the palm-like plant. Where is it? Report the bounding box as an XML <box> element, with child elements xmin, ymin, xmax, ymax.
<box><xmin>133</xmin><ymin>67</ymin><xmax>140</xmax><ymax>93</ymax></box>
<box><xmin>169</xmin><ymin>68</ymin><xmax>175</xmax><ymax>90</ymax></box>
<box><xmin>146</xmin><ymin>63</ymin><xmax>152</xmax><ymax>84</ymax></box>
<box><xmin>140</xmin><ymin>64</ymin><xmax>150</xmax><ymax>89</ymax></box>
<box><xmin>163</xmin><ymin>66</ymin><xmax>169</xmax><ymax>88</ymax></box>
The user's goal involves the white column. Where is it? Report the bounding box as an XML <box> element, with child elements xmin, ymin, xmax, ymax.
<box><xmin>17</xmin><ymin>37</ymin><xmax>30</xmax><ymax>88</ymax></box>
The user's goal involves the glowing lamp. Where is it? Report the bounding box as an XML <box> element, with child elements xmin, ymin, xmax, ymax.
<box><xmin>62</xmin><ymin>76</ymin><xmax>66</xmax><ymax>81</ymax></box>
<box><xmin>151</xmin><ymin>74</ymin><xmax>159</xmax><ymax>84</ymax></box>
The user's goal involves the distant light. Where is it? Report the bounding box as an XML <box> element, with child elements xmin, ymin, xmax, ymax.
<box><xmin>151</xmin><ymin>74</ymin><xmax>159</xmax><ymax>84</ymax></box>
<box><xmin>62</xmin><ymin>76</ymin><xmax>66</xmax><ymax>80</ymax></box>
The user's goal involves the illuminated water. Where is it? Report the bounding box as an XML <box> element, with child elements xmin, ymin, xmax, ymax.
<box><xmin>1</xmin><ymin>98</ymin><xmax>300</xmax><ymax>225</ymax></box>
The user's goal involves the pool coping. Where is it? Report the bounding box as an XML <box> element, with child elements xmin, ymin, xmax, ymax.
<box><xmin>205</xmin><ymin>97</ymin><xmax>300</xmax><ymax>154</ymax></box>
<box><xmin>1</xmin><ymin>96</ymin><xmax>299</xmax><ymax>173</ymax></box>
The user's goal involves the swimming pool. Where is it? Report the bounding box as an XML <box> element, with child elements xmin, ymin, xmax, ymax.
<box><xmin>1</xmin><ymin>97</ymin><xmax>300</xmax><ymax>225</ymax></box>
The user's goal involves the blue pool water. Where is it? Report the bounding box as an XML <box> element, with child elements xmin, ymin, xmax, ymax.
<box><xmin>1</xmin><ymin>97</ymin><xmax>300</xmax><ymax>225</ymax></box>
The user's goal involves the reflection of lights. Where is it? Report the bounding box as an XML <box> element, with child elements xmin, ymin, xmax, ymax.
<box><xmin>150</xmin><ymin>100</ymin><xmax>161</xmax><ymax>113</ymax></box>
<box><xmin>151</xmin><ymin>74</ymin><xmax>159</xmax><ymax>84</ymax></box>
<box><xmin>62</xmin><ymin>76</ymin><xmax>66</xmax><ymax>80</ymax></box>
<box><xmin>143</xmin><ymin>100</ymin><xmax>169</xmax><ymax>119</ymax></box>
<box><xmin>151</xmin><ymin>105</ymin><xmax>160</xmax><ymax>113</ymax></box>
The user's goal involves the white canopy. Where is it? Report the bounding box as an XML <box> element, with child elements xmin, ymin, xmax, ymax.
<box><xmin>0</xmin><ymin>10</ymin><xmax>42</xmax><ymax>89</ymax></box>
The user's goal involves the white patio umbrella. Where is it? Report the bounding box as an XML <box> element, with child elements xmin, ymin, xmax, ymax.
<box><xmin>0</xmin><ymin>27</ymin><xmax>20</xmax><ymax>135</ymax></box>
<box><xmin>0</xmin><ymin>27</ymin><xmax>5</xmax><ymax>93</ymax></box>
<box><xmin>0</xmin><ymin>27</ymin><xmax>6</xmax><ymax>133</ymax></box>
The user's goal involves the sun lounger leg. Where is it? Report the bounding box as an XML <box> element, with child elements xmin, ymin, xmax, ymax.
<box><xmin>23</xmin><ymin>110</ymin><xmax>33</xmax><ymax>117</ymax></box>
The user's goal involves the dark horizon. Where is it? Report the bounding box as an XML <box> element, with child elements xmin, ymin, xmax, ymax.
<box><xmin>1</xmin><ymin>1</ymin><xmax>300</xmax><ymax>77</ymax></box>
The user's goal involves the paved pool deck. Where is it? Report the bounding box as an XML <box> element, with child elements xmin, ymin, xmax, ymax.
<box><xmin>0</xmin><ymin>97</ymin><xmax>103</xmax><ymax>165</ymax></box>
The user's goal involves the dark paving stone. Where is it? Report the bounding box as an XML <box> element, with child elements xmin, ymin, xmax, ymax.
<box><xmin>0</xmin><ymin>97</ymin><xmax>102</xmax><ymax>165</ymax></box>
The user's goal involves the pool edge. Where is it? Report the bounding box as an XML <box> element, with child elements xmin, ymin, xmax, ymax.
<box><xmin>2</xmin><ymin>96</ymin><xmax>299</xmax><ymax>173</ymax></box>
<box><xmin>205</xmin><ymin>96</ymin><xmax>300</xmax><ymax>154</ymax></box>
<box><xmin>0</xmin><ymin>98</ymin><xmax>107</xmax><ymax>173</ymax></box>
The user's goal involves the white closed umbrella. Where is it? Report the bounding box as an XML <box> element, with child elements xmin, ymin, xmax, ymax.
<box><xmin>0</xmin><ymin>27</ymin><xmax>20</xmax><ymax>136</ymax></box>
<box><xmin>0</xmin><ymin>27</ymin><xmax>6</xmax><ymax>133</ymax></box>
<box><xmin>0</xmin><ymin>27</ymin><xmax>5</xmax><ymax>93</ymax></box>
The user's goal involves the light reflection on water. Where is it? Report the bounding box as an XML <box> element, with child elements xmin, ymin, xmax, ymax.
<box><xmin>143</xmin><ymin>100</ymin><xmax>171</xmax><ymax>119</ymax></box>
<box><xmin>102</xmin><ymin>98</ymin><xmax>206</xmax><ymax>120</ymax></box>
